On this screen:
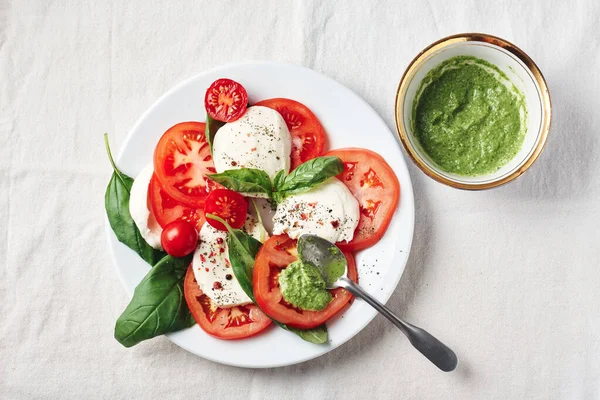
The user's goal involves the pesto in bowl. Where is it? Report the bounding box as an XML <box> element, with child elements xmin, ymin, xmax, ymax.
<box><xmin>411</xmin><ymin>56</ymin><xmax>527</xmax><ymax>176</ymax></box>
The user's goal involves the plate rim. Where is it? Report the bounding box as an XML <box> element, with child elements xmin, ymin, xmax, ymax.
<box><xmin>105</xmin><ymin>60</ymin><xmax>415</xmax><ymax>368</ymax></box>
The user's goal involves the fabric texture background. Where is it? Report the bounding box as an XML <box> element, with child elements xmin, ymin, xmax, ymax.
<box><xmin>1</xmin><ymin>0</ymin><xmax>599</xmax><ymax>399</ymax></box>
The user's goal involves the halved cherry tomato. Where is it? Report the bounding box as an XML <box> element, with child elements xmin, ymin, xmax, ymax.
<box><xmin>153</xmin><ymin>122</ymin><xmax>215</xmax><ymax>208</ymax></box>
<box><xmin>184</xmin><ymin>266</ymin><xmax>272</xmax><ymax>339</ymax></box>
<box><xmin>149</xmin><ymin>174</ymin><xmax>205</xmax><ymax>231</ymax></box>
<box><xmin>204</xmin><ymin>78</ymin><xmax>248</xmax><ymax>122</ymax></box>
<box><xmin>160</xmin><ymin>220</ymin><xmax>198</xmax><ymax>257</ymax></box>
<box><xmin>326</xmin><ymin>148</ymin><xmax>400</xmax><ymax>251</ymax></box>
<box><xmin>255</xmin><ymin>98</ymin><xmax>326</xmax><ymax>169</ymax></box>
<box><xmin>253</xmin><ymin>235</ymin><xmax>357</xmax><ymax>330</ymax></box>
<box><xmin>204</xmin><ymin>189</ymin><xmax>248</xmax><ymax>231</ymax></box>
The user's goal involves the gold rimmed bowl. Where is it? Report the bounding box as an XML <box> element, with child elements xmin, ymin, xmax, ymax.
<box><xmin>395</xmin><ymin>33</ymin><xmax>552</xmax><ymax>190</ymax></box>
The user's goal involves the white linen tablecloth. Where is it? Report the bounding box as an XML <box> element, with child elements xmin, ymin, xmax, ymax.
<box><xmin>2</xmin><ymin>0</ymin><xmax>599</xmax><ymax>398</ymax></box>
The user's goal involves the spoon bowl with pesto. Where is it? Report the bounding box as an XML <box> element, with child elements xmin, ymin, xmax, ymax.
<box><xmin>395</xmin><ymin>33</ymin><xmax>551</xmax><ymax>190</ymax></box>
<box><xmin>298</xmin><ymin>234</ymin><xmax>458</xmax><ymax>372</ymax></box>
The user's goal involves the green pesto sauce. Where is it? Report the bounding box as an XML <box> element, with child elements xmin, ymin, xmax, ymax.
<box><xmin>278</xmin><ymin>260</ymin><xmax>332</xmax><ymax>311</ymax></box>
<box><xmin>412</xmin><ymin>56</ymin><xmax>527</xmax><ymax>176</ymax></box>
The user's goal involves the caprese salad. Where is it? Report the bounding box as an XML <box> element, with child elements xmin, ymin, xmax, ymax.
<box><xmin>106</xmin><ymin>78</ymin><xmax>400</xmax><ymax>347</ymax></box>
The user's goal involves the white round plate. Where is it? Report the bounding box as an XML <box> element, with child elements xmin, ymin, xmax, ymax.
<box><xmin>105</xmin><ymin>61</ymin><xmax>415</xmax><ymax>368</ymax></box>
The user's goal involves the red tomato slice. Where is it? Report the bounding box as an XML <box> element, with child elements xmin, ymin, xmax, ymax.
<box><xmin>254</xmin><ymin>98</ymin><xmax>326</xmax><ymax>169</ymax></box>
<box><xmin>326</xmin><ymin>148</ymin><xmax>400</xmax><ymax>251</ymax></box>
<box><xmin>153</xmin><ymin>122</ymin><xmax>215</xmax><ymax>208</ymax></box>
<box><xmin>184</xmin><ymin>266</ymin><xmax>271</xmax><ymax>339</ymax></box>
<box><xmin>204</xmin><ymin>78</ymin><xmax>248</xmax><ymax>122</ymax></box>
<box><xmin>253</xmin><ymin>235</ymin><xmax>357</xmax><ymax>330</ymax></box>
<box><xmin>149</xmin><ymin>174</ymin><xmax>205</xmax><ymax>231</ymax></box>
<box><xmin>203</xmin><ymin>189</ymin><xmax>248</xmax><ymax>231</ymax></box>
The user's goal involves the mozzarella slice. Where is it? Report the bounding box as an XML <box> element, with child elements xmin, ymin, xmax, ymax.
<box><xmin>272</xmin><ymin>178</ymin><xmax>360</xmax><ymax>243</ymax></box>
<box><xmin>192</xmin><ymin>213</ymin><xmax>268</xmax><ymax>308</ymax></box>
<box><xmin>128</xmin><ymin>164</ymin><xmax>163</xmax><ymax>250</ymax></box>
<box><xmin>212</xmin><ymin>106</ymin><xmax>292</xmax><ymax>180</ymax></box>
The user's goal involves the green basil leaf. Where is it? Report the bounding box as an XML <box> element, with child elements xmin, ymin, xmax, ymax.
<box><xmin>104</xmin><ymin>134</ymin><xmax>165</xmax><ymax>265</ymax></box>
<box><xmin>287</xmin><ymin>324</ymin><xmax>328</xmax><ymax>344</ymax></box>
<box><xmin>271</xmin><ymin>170</ymin><xmax>286</xmax><ymax>203</ymax></box>
<box><xmin>114</xmin><ymin>254</ymin><xmax>194</xmax><ymax>348</ymax></box>
<box><xmin>205</xmin><ymin>213</ymin><xmax>328</xmax><ymax>344</ymax></box>
<box><xmin>273</xmin><ymin>169</ymin><xmax>286</xmax><ymax>190</ymax></box>
<box><xmin>206</xmin><ymin>113</ymin><xmax>225</xmax><ymax>154</ymax></box>
<box><xmin>207</xmin><ymin>168</ymin><xmax>273</xmax><ymax>196</ymax></box>
<box><xmin>274</xmin><ymin>156</ymin><xmax>344</xmax><ymax>199</ymax></box>
<box><xmin>268</xmin><ymin>318</ymin><xmax>328</xmax><ymax>344</ymax></box>
<box><xmin>228</xmin><ymin>229</ymin><xmax>262</xmax><ymax>300</ymax></box>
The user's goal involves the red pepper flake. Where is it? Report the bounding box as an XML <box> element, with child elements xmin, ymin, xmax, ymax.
<box><xmin>225</xmin><ymin>259</ymin><xmax>231</xmax><ymax>267</ymax></box>
<box><xmin>300</xmin><ymin>213</ymin><xmax>308</xmax><ymax>221</ymax></box>
<box><xmin>210</xmin><ymin>259</ymin><xmax>216</xmax><ymax>264</ymax></box>
<box><xmin>308</xmin><ymin>202</ymin><xmax>317</xmax><ymax>208</ymax></box>
<box><xmin>208</xmin><ymin>251</ymin><xmax>216</xmax><ymax>258</ymax></box>
<box><xmin>220</xmin><ymin>247</ymin><xmax>225</xmax><ymax>253</ymax></box>
<box><xmin>331</xmin><ymin>220</ymin><xmax>340</xmax><ymax>228</ymax></box>
<box><xmin>199</xmin><ymin>254</ymin><xmax>206</xmax><ymax>262</ymax></box>
<box><xmin>231</xmin><ymin>161</ymin><xmax>238</xmax><ymax>166</ymax></box>
<box><xmin>204</xmin><ymin>267</ymin><xmax>209</xmax><ymax>272</ymax></box>
<box><xmin>294</xmin><ymin>203</ymin><xmax>300</xmax><ymax>210</ymax></box>
<box><xmin>251</xmin><ymin>147</ymin><xmax>257</xmax><ymax>152</ymax></box>
<box><xmin>317</xmin><ymin>220</ymin><xmax>324</xmax><ymax>226</ymax></box>
<box><xmin>213</xmin><ymin>282</ymin><xmax>222</xmax><ymax>290</ymax></box>
<box><xmin>216</xmin><ymin>237</ymin><xmax>224</xmax><ymax>244</ymax></box>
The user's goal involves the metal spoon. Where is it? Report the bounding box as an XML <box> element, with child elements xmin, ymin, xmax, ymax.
<box><xmin>298</xmin><ymin>234</ymin><xmax>458</xmax><ymax>372</ymax></box>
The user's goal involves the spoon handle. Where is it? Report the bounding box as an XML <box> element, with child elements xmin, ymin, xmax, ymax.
<box><xmin>338</xmin><ymin>277</ymin><xmax>458</xmax><ymax>372</ymax></box>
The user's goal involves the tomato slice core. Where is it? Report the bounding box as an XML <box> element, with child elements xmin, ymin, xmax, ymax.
<box><xmin>153</xmin><ymin>122</ymin><xmax>215</xmax><ymax>208</ymax></box>
<box><xmin>204</xmin><ymin>78</ymin><xmax>248</xmax><ymax>122</ymax></box>
<box><xmin>203</xmin><ymin>189</ymin><xmax>248</xmax><ymax>231</ymax></box>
